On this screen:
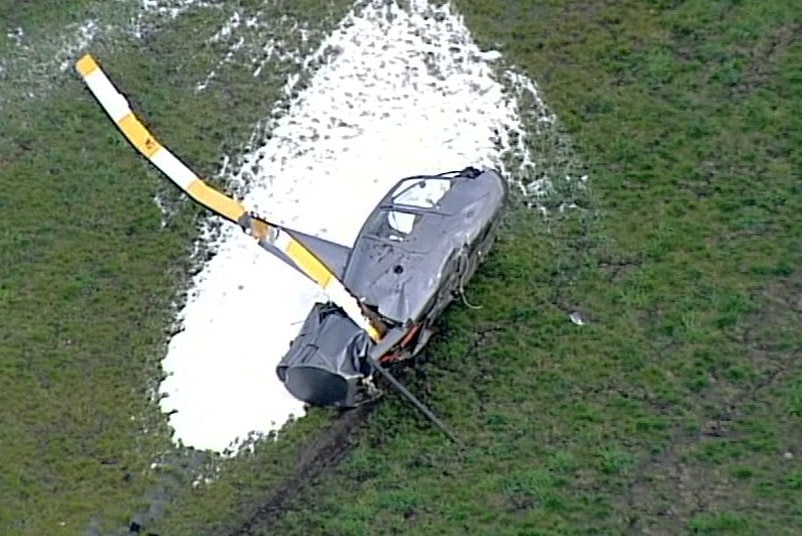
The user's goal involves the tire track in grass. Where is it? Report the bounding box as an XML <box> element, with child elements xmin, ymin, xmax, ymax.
<box><xmin>156</xmin><ymin>0</ymin><xmax>575</xmax><ymax>457</ymax></box>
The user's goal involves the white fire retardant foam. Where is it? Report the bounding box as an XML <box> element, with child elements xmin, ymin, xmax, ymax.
<box><xmin>158</xmin><ymin>0</ymin><xmax>544</xmax><ymax>453</ymax></box>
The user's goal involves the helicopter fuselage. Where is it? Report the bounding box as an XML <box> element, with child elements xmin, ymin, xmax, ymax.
<box><xmin>276</xmin><ymin>166</ymin><xmax>508</xmax><ymax>408</ymax></box>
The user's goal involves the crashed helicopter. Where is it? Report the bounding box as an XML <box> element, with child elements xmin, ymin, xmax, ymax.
<box><xmin>75</xmin><ymin>54</ymin><xmax>508</xmax><ymax>442</ymax></box>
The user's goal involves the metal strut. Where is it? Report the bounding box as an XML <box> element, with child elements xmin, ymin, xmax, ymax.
<box><xmin>368</xmin><ymin>328</ymin><xmax>462</xmax><ymax>445</ymax></box>
<box><xmin>370</xmin><ymin>359</ymin><xmax>462</xmax><ymax>445</ymax></box>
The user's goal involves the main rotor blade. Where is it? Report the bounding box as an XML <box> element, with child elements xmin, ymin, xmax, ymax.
<box><xmin>75</xmin><ymin>54</ymin><xmax>386</xmax><ymax>342</ymax></box>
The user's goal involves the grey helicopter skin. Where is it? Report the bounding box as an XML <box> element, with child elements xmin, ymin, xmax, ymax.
<box><xmin>75</xmin><ymin>54</ymin><xmax>508</xmax><ymax>439</ymax></box>
<box><xmin>277</xmin><ymin>166</ymin><xmax>508</xmax><ymax>409</ymax></box>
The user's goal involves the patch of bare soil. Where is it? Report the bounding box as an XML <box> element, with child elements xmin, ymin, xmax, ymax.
<box><xmin>220</xmin><ymin>401</ymin><xmax>376</xmax><ymax>536</ymax></box>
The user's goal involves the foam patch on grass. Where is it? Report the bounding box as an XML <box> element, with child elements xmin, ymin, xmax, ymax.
<box><xmin>194</xmin><ymin>11</ymin><xmax>252</xmax><ymax>92</ymax></box>
<box><xmin>157</xmin><ymin>0</ymin><xmax>553</xmax><ymax>453</ymax></box>
<box><xmin>0</xmin><ymin>18</ymin><xmax>103</xmax><ymax>107</ymax></box>
<box><xmin>133</xmin><ymin>0</ymin><xmax>218</xmax><ymax>39</ymax></box>
<box><xmin>57</xmin><ymin>20</ymin><xmax>100</xmax><ymax>72</ymax></box>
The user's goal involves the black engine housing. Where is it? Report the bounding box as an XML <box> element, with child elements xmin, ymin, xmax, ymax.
<box><xmin>276</xmin><ymin>302</ymin><xmax>374</xmax><ymax>407</ymax></box>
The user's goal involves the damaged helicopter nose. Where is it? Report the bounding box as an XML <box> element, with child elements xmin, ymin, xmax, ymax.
<box><xmin>276</xmin><ymin>302</ymin><xmax>375</xmax><ymax>408</ymax></box>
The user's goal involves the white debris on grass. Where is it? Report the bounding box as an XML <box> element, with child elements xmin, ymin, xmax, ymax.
<box><xmin>0</xmin><ymin>0</ymin><xmax>212</xmax><ymax>108</ymax></box>
<box><xmin>194</xmin><ymin>10</ymin><xmax>257</xmax><ymax>92</ymax></box>
<box><xmin>140</xmin><ymin>0</ymin><xmax>209</xmax><ymax>21</ymax></box>
<box><xmin>0</xmin><ymin>18</ymin><xmax>99</xmax><ymax>106</ymax></box>
<box><xmin>7</xmin><ymin>26</ymin><xmax>25</xmax><ymax>44</ymax></box>
<box><xmin>253</xmin><ymin>23</ymin><xmax>311</xmax><ymax>79</ymax></box>
<box><xmin>193</xmin><ymin>8</ymin><xmax>318</xmax><ymax>92</ymax></box>
<box><xmin>57</xmin><ymin>20</ymin><xmax>100</xmax><ymax>71</ymax></box>
<box><xmin>569</xmin><ymin>311</ymin><xmax>586</xmax><ymax>326</ymax></box>
<box><xmin>157</xmin><ymin>0</ymin><xmax>548</xmax><ymax>453</ymax></box>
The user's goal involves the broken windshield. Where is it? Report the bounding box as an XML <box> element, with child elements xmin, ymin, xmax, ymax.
<box><xmin>380</xmin><ymin>176</ymin><xmax>453</xmax><ymax>235</ymax></box>
<box><xmin>390</xmin><ymin>177</ymin><xmax>452</xmax><ymax>209</ymax></box>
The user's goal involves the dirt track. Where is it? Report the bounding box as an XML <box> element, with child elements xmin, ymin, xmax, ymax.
<box><xmin>223</xmin><ymin>402</ymin><xmax>376</xmax><ymax>536</ymax></box>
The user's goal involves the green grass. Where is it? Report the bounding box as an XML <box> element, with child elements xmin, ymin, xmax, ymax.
<box><xmin>2</xmin><ymin>0</ymin><xmax>801</xmax><ymax>534</ymax></box>
<box><xmin>256</xmin><ymin>1</ymin><xmax>800</xmax><ymax>534</ymax></box>
<box><xmin>0</xmin><ymin>1</ymin><xmax>356</xmax><ymax>533</ymax></box>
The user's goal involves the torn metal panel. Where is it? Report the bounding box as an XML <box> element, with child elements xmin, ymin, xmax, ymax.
<box><xmin>277</xmin><ymin>167</ymin><xmax>509</xmax><ymax>408</ymax></box>
<box><xmin>343</xmin><ymin>167</ymin><xmax>508</xmax><ymax>323</ymax></box>
<box><xmin>277</xmin><ymin>302</ymin><xmax>373</xmax><ymax>408</ymax></box>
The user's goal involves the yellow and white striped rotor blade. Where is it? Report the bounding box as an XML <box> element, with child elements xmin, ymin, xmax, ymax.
<box><xmin>272</xmin><ymin>228</ymin><xmax>386</xmax><ymax>341</ymax></box>
<box><xmin>75</xmin><ymin>54</ymin><xmax>251</xmax><ymax>228</ymax></box>
<box><xmin>75</xmin><ymin>53</ymin><xmax>386</xmax><ymax>342</ymax></box>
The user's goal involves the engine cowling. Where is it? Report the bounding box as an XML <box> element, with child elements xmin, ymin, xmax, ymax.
<box><xmin>276</xmin><ymin>302</ymin><xmax>374</xmax><ymax>408</ymax></box>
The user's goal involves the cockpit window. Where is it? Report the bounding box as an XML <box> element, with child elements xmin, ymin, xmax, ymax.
<box><xmin>363</xmin><ymin>208</ymin><xmax>417</xmax><ymax>242</ymax></box>
<box><xmin>359</xmin><ymin>176</ymin><xmax>453</xmax><ymax>250</ymax></box>
<box><xmin>390</xmin><ymin>177</ymin><xmax>452</xmax><ymax>208</ymax></box>
<box><xmin>386</xmin><ymin>177</ymin><xmax>452</xmax><ymax>234</ymax></box>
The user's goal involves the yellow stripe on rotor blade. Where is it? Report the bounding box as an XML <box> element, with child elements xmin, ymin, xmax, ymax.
<box><xmin>275</xmin><ymin>231</ymin><xmax>384</xmax><ymax>341</ymax></box>
<box><xmin>76</xmin><ymin>54</ymin><xmax>99</xmax><ymax>77</ymax></box>
<box><xmin>285</xmin><ymin>239</ymin><xmax>335</xmax><ymax>288</ymax></box>
<box><xmin>74</xmin><ymin>53</ymin><xmax>248</xmax><ymax>225</ymax></box>
<box><xmin>75</xmin><ymin>53</ymin><xmax>386</xmax><ymax>342</ymax></box>
<box><xmin>186</xmin><ymin>180</ymin><xmax>249</xmax><ymax>224</ymax></box>
<box><xmin>117</xmin><ymin>113</ymin><xmax>163</xmax><ymax>158</ymax></box>
<box><xmin>285</xmin><ymin>241</ymin><xmax>384</xmax><ymax>341</ymax></box>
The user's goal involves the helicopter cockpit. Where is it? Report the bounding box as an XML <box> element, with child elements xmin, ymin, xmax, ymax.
<box><xmin>356</xmin><ymin>175</ymin><xmax>453</xmax><ymax>252</ymax></box>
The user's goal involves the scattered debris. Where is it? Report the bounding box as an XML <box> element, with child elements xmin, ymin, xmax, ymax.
<box><xmin>570</xmin><ymin>311</ymin><xmax>586</xmax><ymax>326</ymax></box>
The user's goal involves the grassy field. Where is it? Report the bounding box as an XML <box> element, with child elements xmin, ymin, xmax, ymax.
<box><xmin>261</xmin><ymin>1</ymin><xmax>802</xmax><ymax>534</ymax></box>
<box><xmin>0</xmin><ymin>1</ymin><xmax>358</xmax><ymax>533</ymax></box>
<box><xmin>1</xmin><ymin>0</ymin><xmax>801</xmax><ymax>535</ymax></box>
